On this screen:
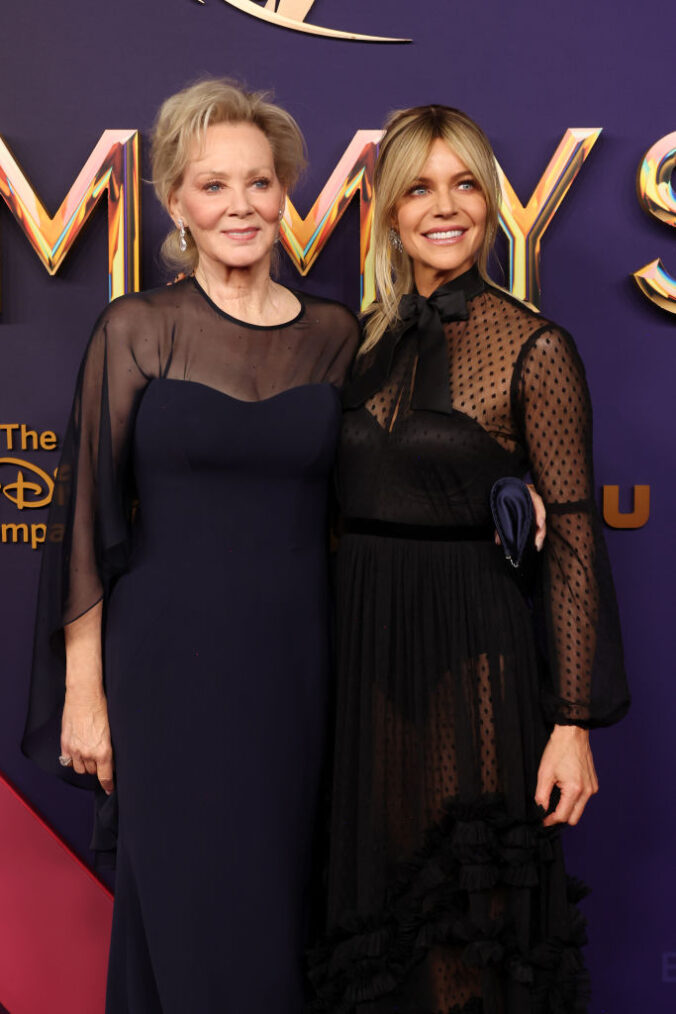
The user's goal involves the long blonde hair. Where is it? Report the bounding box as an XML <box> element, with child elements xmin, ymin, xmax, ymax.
<box><xmin>151</xmin><ymin>77</ymin><xmax>307</xmax><ymax>272</ymax></box>
<box><xmin>363</xmin><ymin>105</ymin><xmax>501</xmax><ymax>352</ymax></box>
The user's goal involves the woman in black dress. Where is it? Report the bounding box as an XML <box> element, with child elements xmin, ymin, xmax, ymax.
<box><xmin>23</xmin><ymin>78</ymin><xmax>359</xmax><ymax>1012</ymax></box>
<box><xmin>310</xmin><ymin>105</ymin><xmax>630</xmax><ymax>1013</ymax></box>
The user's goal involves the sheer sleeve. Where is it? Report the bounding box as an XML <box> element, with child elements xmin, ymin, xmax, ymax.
<box><xmin>320</xmin><ymin>302</ymin><xmax>361</xmax><ymax>389</ymax></box>
<box><xmin>23</xmin><ymin>297</ymin><xmax>153</xmax><ymax>782</ymax></box>
<box><xmin>513</xmin><ymin>326</ymin><xmax>630</xmax><ymax>728</ymax></box>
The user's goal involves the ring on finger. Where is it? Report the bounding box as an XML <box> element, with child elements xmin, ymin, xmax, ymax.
<box><xmin>58</xmin><ymin>754</ymin><xmax>73</xmax><ymax>767</ymax></box>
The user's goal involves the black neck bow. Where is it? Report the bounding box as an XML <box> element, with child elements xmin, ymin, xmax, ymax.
<box><xmin>345</xmin><ymin>275</ymin><xmax>478</xmax><ymax>413</ymax></box>
<box><xmin>398</xmin><ymin>286</ymin><xmax>468</xmax><ymax>413</ymax></box>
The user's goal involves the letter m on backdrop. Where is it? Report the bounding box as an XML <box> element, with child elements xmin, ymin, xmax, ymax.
<box><xmin>0</xmin><ymin>130</ymin><xmax>140</xmax><ymax>307</ymax></box>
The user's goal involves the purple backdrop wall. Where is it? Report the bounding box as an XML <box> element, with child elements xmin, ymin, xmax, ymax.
<box><xmin>1</xmin><ymin>1</ymin><xmax>674</xmax><ymax>1010</ymax></box>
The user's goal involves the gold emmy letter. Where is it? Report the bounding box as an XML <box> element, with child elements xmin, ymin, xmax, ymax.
<box><xmin>0</xmin><ymin>131</ymin><xmax>140</xmax><ymax>306</ymax></box>
<box><xmin>497</xmin><ymin>129</ymin><xmax>601</xmax><ymax>308</ymax></box>
<box><xmin>634</xmin><ymin>132</ymin><xmax>676</xmax><ymax>315</ymax></box>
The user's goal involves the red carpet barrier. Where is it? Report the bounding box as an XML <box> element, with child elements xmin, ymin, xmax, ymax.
<box><xmin>0</xmin><ymin>774</ymin><xmax>112</xmax><ymax>1014</ymax></box>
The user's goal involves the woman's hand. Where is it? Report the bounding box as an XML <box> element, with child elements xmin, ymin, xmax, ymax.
<box><xmin>535</xmin><ymin>725</ymin><xmax>598</xmax><ymax>826</ymax></box>
<box><xmin>61</xmin><ymin>600</ymin><xmax>113</xmax><ymax>793</ymax></box>
<box><xmin>527</xmin><ymin>483</ymin><xmax>546</xmax><ymax>552</ymax></box>
<box><xmin>61</xmin><ymin>689</ymin><xmax>114</xmax><ymax>794</ymax></box>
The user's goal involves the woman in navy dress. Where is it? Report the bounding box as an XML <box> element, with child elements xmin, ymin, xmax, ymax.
<box><xmin>309</xmin><ymin>105</ymin><xmax>629</xmax><ymax>1013</ymax></box>
<box><xmin>23</xmin><ymin>78</ymin><xmax>358</xmax><ymax>1013</ymax></box>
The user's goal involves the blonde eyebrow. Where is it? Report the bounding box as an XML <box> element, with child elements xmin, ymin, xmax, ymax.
<box><xmin>409</xmin><ymin>171</ymin><xmax>476</xmax><ymax>185</ymax></box>
<box><xmin>192</xmin><ymin>167</ymin><xmax>273</xmax><ymax>180</ymax></box>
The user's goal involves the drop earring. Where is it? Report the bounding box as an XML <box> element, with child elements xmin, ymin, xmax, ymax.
<box><xmin>178</xmin><ymin>219</ymin><xmax>187</xmax><ymax>253</ymax></box>
<box><xmin>389</xmin><ymin>228</ymin><xmax>403</xmax><ymax>253</ymax></box>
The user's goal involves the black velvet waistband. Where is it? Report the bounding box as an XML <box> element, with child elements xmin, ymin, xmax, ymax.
<box><xmin>341</xmin><ymin>518</ymin><xmax>494</xmax><ymax>542</ymax></box>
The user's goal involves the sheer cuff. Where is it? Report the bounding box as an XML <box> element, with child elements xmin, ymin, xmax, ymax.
<box><xmin>542</xmin><ymin>692</ymin><xmax>630</xmax><ymax>730</ymax></box>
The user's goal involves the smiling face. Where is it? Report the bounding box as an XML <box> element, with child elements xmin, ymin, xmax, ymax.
<box><xmin>394</xmin><ymin>137</ymin><xmax>487</xmax><ymax>296</ymax></box>
<box><xmin>168</xmin><ymin>121</ymin><xmax>286</xmax><ymax>275</ymax></box>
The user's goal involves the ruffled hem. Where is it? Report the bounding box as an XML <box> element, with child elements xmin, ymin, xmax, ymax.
<box><xmin>307</xmin><ymin>798</ymin><xmax>590</xmax><ymax>1014</ymax></box>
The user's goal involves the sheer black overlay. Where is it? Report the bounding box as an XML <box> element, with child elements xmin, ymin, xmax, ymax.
<box><xmin>23</xmin><ymin>276</ymin><xmax>357</xmax><ymax>789</ymax></box>
<box><xmin>309</xmin><ymin>266</ymin><xmax>628</xmax><ymax>1014</ymax></box>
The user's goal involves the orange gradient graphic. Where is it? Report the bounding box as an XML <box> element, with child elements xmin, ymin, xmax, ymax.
<box><xmin>634</xmin><ymin>131</ymin><xmax>676</xmax><ymax>314</ymax></box>
<box><xmin>281</xmin><ymin>130</ymin><xmax>381</xmax><ymax>309</ymax></box>
<box><xmin>0</xmin><ymin>130</ymin><xmax>140</xmax><ymax>306</ymax></box>
<box><xmin>497</xmin><ymin>129</ymin><xmax>601</xmax><ymax>307</ymax></box>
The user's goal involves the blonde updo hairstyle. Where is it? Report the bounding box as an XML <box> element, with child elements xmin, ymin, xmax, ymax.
<box><xmin>151</xmin><ymin>78</ymin><xmax>307</xmax><ymax>272</ymax></box>
<box><xmin>363</xmin><ymin>105</ymin><xmax>502</xmax><ymax>352</ymax></box>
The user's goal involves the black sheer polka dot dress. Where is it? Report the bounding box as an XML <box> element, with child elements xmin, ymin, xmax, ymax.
<box><xmin>308</xmin><ymin>266</ymin><xmax>629</xmax><ymax>1014</ymax></box>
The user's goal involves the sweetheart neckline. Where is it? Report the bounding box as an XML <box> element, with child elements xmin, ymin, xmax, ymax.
<box><xmin>150</xmin><ymin>377</ymin><xmax>341</xmax><ymax>407</ymax></box>
<box><xmin>348</xmin><ymin>401</ymin><xmax>523</xmax><ymax>465</ymax></box>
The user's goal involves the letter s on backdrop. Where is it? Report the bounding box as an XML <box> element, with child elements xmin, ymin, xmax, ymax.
<box><xmin>634</xmin><ymin>131</ymin><xmax>676</xmax><ymax>314</ymax></box>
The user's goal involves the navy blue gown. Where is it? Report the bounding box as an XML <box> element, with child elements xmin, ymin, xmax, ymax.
<box><xmin>23</xmin><ymin>278</ymin><xmax>359</xmax><ymax>1012</ymax></box>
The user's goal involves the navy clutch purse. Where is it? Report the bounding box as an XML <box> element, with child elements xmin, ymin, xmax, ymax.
<box><xmin>490</xmin><ymin>477</ymin><xmax>534</xmax><ymax>569</ymax></box>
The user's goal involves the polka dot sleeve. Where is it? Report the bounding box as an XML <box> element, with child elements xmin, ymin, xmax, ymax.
<box><xmin>514</xmin><ymin>326</ymin><xmax>629</xmax><ymax>728</ymax></box>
